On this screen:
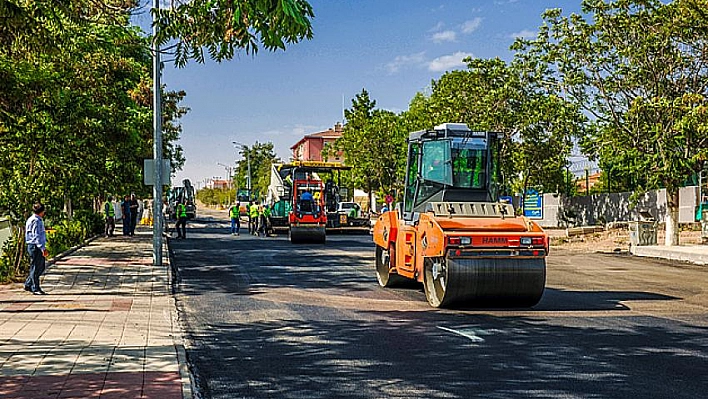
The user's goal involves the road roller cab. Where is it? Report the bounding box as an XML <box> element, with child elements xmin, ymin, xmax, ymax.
<box><xmin>288</xmin><ymin>178</ymin><xmax>327</xmax><ymax>243</ymax></box>
<box><xmin>372</xmin><ymin>123</ymin><xmax>548</xmax><ymax>308</ymax></box>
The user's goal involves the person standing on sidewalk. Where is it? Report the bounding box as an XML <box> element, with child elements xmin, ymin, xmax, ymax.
<box><xmin>129</xmin><ymin>193</ymin><xmax>139</xmax><ymax>236</ymax></box>
<box><xmin>175</xmin><ymin>198</ymin><xmax>188</xmax><ymax>239</ymax></box>
<box><xmin>104</xmin><ymin>196</ymin><xmax>115</xmax><ymax>237</ymax></box>
<box><xmin>229</xmin><ymin>202</ymin><xmax>240</xmax><ymax>235</ymax></box>
<box><xmin>24</xmin><ymin>202</ymin><xmax>49</xmax><ymax>295</ymax></box>
<box><xmin>121</xmin><ymin>195</ymin><xmax>132</xmax><ymax>236</ymax></box>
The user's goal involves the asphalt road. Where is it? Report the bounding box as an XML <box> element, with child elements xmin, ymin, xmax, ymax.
<box><xmin>169</xmin><ymin>209</ymin><xmax>708</xmax><ymax>399</ymax></box>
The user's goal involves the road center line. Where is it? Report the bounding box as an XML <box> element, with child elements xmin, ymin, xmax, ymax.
<box><xmin>437</xmin><ymin>326</ymin><xmax>485</xmax><ymax>342</ymax></box>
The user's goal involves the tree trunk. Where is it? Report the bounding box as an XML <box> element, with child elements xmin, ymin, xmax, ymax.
<box><xmin>367</xmin><ymin>179</ymin><xmax>374</xmax><ymax>213</ymax></box>
<box><xmin>65</xmin><ymin>196</ymin><xmax>73</xmax><ymax>221</ymax></box>
<box><xmin>665</xmin><ymin>188</ymin><xmax>680</xmax><ymax>246</ymax></box>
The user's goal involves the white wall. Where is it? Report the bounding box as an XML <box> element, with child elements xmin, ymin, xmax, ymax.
<box><xmin>536</xmin><ymin>186</ymin><xmax>700</xmax><ymax>227</ymax></box>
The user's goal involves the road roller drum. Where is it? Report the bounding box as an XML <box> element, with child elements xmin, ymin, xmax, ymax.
<box><xmin>289</xmin><ymin>226</ymin><xmax>326</xmax><ymax>244</ymax></box>
<box><xmin>423</xmin><ymin>256</ymin><xmax>546</xmax><ymax>308</ymax></box>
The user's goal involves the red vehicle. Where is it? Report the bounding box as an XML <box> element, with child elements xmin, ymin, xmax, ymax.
<box><xmin>288</xmin><ymin>179</ymin><xmax>327</xmax><ymax>243</ymax></box>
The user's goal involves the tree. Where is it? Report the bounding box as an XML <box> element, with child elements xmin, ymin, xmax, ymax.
<box><xmin>421</xmin><ymin>57</ymin><xmax>582</xmax><ymax>197</ymax></box>
<box><xmin>232</xmin><ymin>142</ymin><xmax>280</xmax><ymax>201</ymax></box>
<box><xmin>330</xmin><ymin>89</ymin><xmax>408</xmax><ymax>209</ymax></box>
<box><xmin>521</xmin><ymin>0</ymin><xmax>708</xmax><ymax>245</ymax></box>
<box><xmin>0</xmin><ymin>1</ymin><xmax>189</xmax><ymax>278</ymax></box>
<box><xmin>154</xmin><ymin>0</ymin><xmax>314</xmax><ymax>67</ymax></box>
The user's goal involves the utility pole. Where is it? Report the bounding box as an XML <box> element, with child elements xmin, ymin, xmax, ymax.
<box><xmin>152</xmin><ymin>0</ymin><xmax>163</xmax><ymax>266</ymax></box>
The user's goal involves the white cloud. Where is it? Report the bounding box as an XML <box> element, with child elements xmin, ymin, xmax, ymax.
<box><xmin>386</xmin><ymin>52</ymin><xmax>427</xmax><ymax>73</ymax></box>
<box><xmin>461</xmin><ymin>18</ymin><xmax>482</xmax><ymax>34</ymax></box>
<box><xmin>431</xmin><ymin>30</ymin><xmax>457</xmax><ymax>43</ymax></box>
<box><xmin>509</xmin><ymin>29</ymin><xmax>536</xmax><ymax>40</ymax></box>
<box><xmin>429</xmin><ymin>21</ymin><xmax>445</xmax><ymax>32</ymax></box>
<box><xmin>428</xmin><ymin>52</ymin><xmax>473</xmax><ymax>72</ymax></box>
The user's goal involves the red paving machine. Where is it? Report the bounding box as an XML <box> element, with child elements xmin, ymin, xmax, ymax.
<box><xmin>268</xmin><ymin>161</ymin><xmax>370</xmax><ymax>241</ymax></box>
<box><xmin>288</xmin><ymin>178</ymin><xmax>327</xmax><ymax>243</ymax></box>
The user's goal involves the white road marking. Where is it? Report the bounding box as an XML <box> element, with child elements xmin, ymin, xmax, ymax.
<box><xmin>436</xmin><ymin>326</ymin><xmax>485</xmax><ymax>342</ymax></box>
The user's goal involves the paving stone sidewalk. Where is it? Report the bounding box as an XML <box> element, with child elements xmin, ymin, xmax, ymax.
<box><xmin>0</xmin><ymin>228</ymin><xmax>191</xmax><ymax>399</ymax></box>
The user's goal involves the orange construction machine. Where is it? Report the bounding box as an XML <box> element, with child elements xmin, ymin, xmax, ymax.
<box><xmin>373</xmin><ymin>123</ymin><xmax>548</xmax><ymax>308</ymax></box>
<box><xmin>289</xmin><ymin>178</ymin><xmax>327</xmax><ymax>243</ymax></box>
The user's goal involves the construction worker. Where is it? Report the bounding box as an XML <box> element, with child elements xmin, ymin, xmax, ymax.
<box><xmin>103</xmin><ymin>196</ymin><xmax>115</xmax><ymax>237</ymax></box>
<box><xmin>300</xmin><ymin>188</ymin><xmax>313</xmax><ymax>202</ymax></box>
<box><xmin>249</xmin><ymin>201</ymin><xmax>259</xmax><ymax>235</ymax></box>
<box><xmin>257</xmin><ymin>205</ymin><xmax>266</xmax><ymax>237</ymax></box>
<box><xmin>263</xmin><ymin>204</ymin><xmax>272</xmax><ymax>236</ymax></box>
<box><xmin>175</xmin><ymin>199</ymin><xmax>188</xmax><ymax>239</ymax></box>
<box><xmin>229</xmin><ymin>202</ymin><xmax>240</xmax><ymax>236</ymax></box>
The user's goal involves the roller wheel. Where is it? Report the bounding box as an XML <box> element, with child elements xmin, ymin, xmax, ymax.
<box><xmin>423</xmin><ymin>256</ymin><xmax>546</xmax><ymax>308</ymax></box>
<box><xmin>289</xmin><ymin>227</ymin><xmax>326</xmax><ymax>244</ymax></box>
<box><xmin>423</xmin><ymin>257</ymin><xmax>448</xmax><ymax>307</ymax></box>
<box><xmin>375</xmin><ymin>245</ymin><xmax>411</xmax><ymax>287</ymax></box>
<box><xmin>288</xmin><ymin>228</ymin><xmax>299</xmax><ymax>244</ymax></box>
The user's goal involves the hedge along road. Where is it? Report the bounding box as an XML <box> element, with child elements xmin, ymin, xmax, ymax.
<box><xmin>168</xmin><ymin>207</ymin><xmax>708</xmax><ymax>399</ymax></box>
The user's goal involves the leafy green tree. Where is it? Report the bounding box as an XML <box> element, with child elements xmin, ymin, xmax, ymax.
<box><xmin>154</xmin><ymin>0</ymin><xmax>314</xmax><ymax>67</ymax></box>
<box><xmin>329</xmin><ymin>89</ymin><xmax>408</xmax><ymax>209</ymax></box>
<box><xmin>520</xmin><ymin>0</ymin><xmax>708</xmax><ymax>245</ymax></box>
<box><xmin>233</xmin><ymin>142</ymin><xmax>280</xmax><ymax>202</ymax></box>
<box><xmin>0</xmin><ymin>1</ymin><xmax>188</xmax><ymax>278</ymax></box>
<box><xmin>421</xmin><ymin>57</ymin><xmax>582</xmax><ymax>198</ymax></box>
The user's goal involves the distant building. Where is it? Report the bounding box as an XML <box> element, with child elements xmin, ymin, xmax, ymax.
<box><xmin>210</xmin><ymin>179</ymin><xmax>230</xmax><ymax>189</ymax></box>
<box><xmin>576</xmin><ymin>171</ymin><xmax>601</xmax><ymax>193</ymax></box>
<box><xmin>290</xmin><ymin>123</ymin><xmax>344</xmax><ymax>163</ymax></box>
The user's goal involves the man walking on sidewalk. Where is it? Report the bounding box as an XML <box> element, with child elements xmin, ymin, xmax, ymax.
<box><xmin>24</xmin><ymin>202</ymin><xmax>49</xmax><ymax>295</ymax></box>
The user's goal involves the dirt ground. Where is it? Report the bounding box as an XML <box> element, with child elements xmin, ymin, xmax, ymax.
<box><xmin>548</xmin><ymin>224</ymin><xmax>704</xmax><ymax>253</ymax></box>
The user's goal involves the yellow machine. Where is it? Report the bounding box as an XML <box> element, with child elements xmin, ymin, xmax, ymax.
<box><xmin>373</xmin><ymin>123</ymin><xmax>548</xmax><ymax>308</ymax></box>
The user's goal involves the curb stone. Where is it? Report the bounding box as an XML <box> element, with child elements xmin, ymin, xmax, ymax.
<box><xmin>165</xmin><ymin>236</ymin><xmax>196</xmax><ymax>399</ymax></box>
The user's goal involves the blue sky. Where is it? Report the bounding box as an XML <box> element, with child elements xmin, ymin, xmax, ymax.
<box><xmin>134</xmin><ymin>0</ymin><xmax>582</xmax><ymax>187</ymax></box>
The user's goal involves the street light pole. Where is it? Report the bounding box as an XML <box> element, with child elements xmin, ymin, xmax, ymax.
<box><xmin>217</xmin><ymin>163</ymin><xmax>233</xmax><ymax>186</ymax></box>
<box><xmin>152</xmin><ymin>0</ymin><xmax>163</xmax><ymax>266</ymax></box>
<box><xmin>232</xmin><ymin>141</ymin><xmax>251</xmax><ymax>201</ymax></box>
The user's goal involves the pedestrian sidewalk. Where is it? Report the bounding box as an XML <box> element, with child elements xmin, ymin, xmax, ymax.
<box><xmin>631</xmin><ymin>244</ymin><xmax>708</xmax><ymax>265</ymax></box>
<box><xmin>0</xmin><ymin>228</ymin><xmax>191</xmax><ymax>399</ymax></box>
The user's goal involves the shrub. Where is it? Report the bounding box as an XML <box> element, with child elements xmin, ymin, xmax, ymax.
<box><xmin>0</xmin><ymin>230</ymin><xmax>29</xmax><ymax>283</ymax></box>
<box><xmin>73</xmin><ymin>209</ymin><xmax>104</xmax><ymax>236</ymax></box>
<box><xmin>46</xmin><ymin>220</ymin><xmax>84</xmax><ymax>257</ymax></box>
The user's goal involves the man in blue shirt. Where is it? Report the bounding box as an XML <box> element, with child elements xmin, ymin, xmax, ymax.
<box><xmin>24</xmin><ymin>202</ymin><xmax>49</xmax><ymax>295</ymax></box>
<box><xmin>300</xmin><ymin>189</ymin><xmax>313</xmax><ymax>202</ymax></box>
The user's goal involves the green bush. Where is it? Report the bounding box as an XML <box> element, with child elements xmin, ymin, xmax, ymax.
<box><xmin>0</xmin><ymin>231</ymin><xmax>29</xmax><ymax>283</ymax></box>
<box><xmin>73</xmin><ymin>209</ymin><xmax>104</xmax><ymax>236</ymax></box>
<box><xmin>46</xmin><ymin>220</ymin><xmax>84</xmax><ymax>257</ymax></box>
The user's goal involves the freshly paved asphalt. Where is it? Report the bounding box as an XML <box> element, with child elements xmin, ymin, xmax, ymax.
<box><xmin>170</xmin><ymin>210</ymin><xmax>708</xmax><ymax>399</ymax></box>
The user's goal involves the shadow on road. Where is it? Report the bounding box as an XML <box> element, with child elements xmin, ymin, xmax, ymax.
<box><xmin>184</xmin><ymin>310</ymin><xmax>707</xmax><ymax>399</ymax></box>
